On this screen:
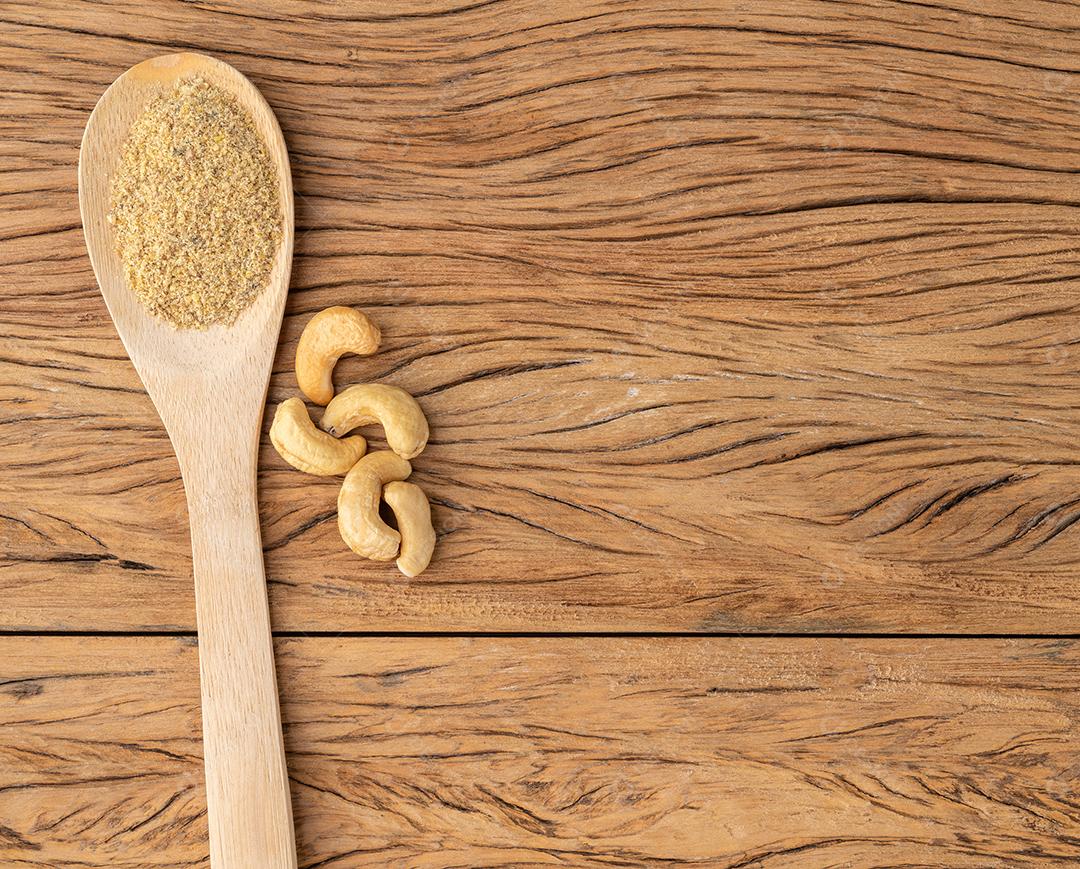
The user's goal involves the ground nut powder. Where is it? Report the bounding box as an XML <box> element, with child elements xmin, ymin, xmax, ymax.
<box><xmin>109</xmin><ymin>77</ymin><xmax>281</xmax><ymax>329</ymax></box>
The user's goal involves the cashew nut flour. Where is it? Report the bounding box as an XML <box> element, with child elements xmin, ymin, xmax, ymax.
<box><xmin>108</xmin><ymin>76</ymin><xmax>281</xmax><ymax>329</ymax></box>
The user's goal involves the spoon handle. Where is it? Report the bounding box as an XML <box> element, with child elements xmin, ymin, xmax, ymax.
<box><xmin>180</xmin><ymin>440</ymin><xmax>297</xmax><ymax>868</ymax></box>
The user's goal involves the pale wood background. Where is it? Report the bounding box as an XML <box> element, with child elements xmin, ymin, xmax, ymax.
<box><xmin>1</xmin><ymin>0</ymin><xmax>1079</xmax><ymax>865</ymax></box>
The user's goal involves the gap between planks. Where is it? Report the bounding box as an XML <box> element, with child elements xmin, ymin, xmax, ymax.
<box><xmin>2</xmin><ymin>630</ymin><xmax>1079</xmax><ymax>639</ymax></box>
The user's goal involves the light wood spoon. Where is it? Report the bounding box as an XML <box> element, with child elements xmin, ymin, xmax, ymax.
<box><xmin>79</xmin><ymin>53</ymin><xmax>297</xmax><ymax>868</ymax></box>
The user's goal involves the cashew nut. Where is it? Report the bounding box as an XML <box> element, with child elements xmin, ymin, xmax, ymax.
<box><xmin>383</xmin><ymin>481</ymin><xmax>435</xmax><ymax>578</ymax></box>
<box><xmin>321</xmin><ymin>383</ymin><xmax>429</xmax><ymax>460</ymax></box>
<box><xmin>296</xmin><ymin>306</ymin><xmax>381</xmax><ymax>405</ymax></box>
<box><xmin>270</xmin><ymin>397</ymin><xmax>367</xmax><ymax>476</ymax></box>
<box><xmin>338</xmin><ymin>450</ymin><xmax>412</xmax><ymax>560</ymax></box>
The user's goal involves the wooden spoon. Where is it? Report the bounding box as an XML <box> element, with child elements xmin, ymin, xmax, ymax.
<box><xmin>79</xmin><ymin>53</ymin><xmax>297</xmax><ymax>868</ymax></box>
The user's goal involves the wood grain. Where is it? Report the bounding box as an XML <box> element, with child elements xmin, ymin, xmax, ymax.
<box><xmin>1</xmin><ymin>635</ymin><xmax>1078</xmax><ymax>867</ymax></box>
<box><xmin>2</xmin><ymin>0</ymin><xmax>1079</xmax><ymax>631</ymax></box>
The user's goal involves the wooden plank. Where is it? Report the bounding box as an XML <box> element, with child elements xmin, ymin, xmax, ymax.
<box><xmin>1</xmin><ymin>636</ymin><xmax>1078</xmax><ymax>866</ymax></box>
<box><xmin>1</xmin><ymin>0</ymin><xmax>1079</xmax><ymax>631</ymax></box>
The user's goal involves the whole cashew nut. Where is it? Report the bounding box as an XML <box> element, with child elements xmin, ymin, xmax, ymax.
<box><xmin>270</xmin><ymin>397</ymin><xmax>367</xmax><ymax>476</ymax></box>
<box><xmin>296</xmin><ymin>306</ymin><xmax>381</xmax><ymax>405</ymax></box>
<box><xmin>321</xmin><ymin>383</ymin><xmax>429</xmax><ymax>460</ymax></box>
<box><xmin>338</xmin><ymin>450</ymin><xmax>412</xmax><ymax>560</ymax></box>
<box><xmin>383</xmin><ymin>481</ymin><xmax>435</xmax><ymax>578</ymax></box>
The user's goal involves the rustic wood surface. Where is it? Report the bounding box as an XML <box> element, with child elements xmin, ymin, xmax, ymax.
<box><xmin>1</xmin><ymin>0</ymin><xmax>1078</xmax><ymax>632</ymax></box>
<box><xmin>2</xmin><ymin>2</ymin><xmax>1078</xmax><ymax>864</ymax></box>
<box><xmin>3</xmin><ymin>636</ymin><xmax>1080</xmax><ymax>868</ymax></box>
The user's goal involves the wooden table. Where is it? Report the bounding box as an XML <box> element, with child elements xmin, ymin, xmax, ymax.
<box><xmin>2</xmin><ymin>1</ymin><xmax>1078</xmax><ymax>865</ymax></box>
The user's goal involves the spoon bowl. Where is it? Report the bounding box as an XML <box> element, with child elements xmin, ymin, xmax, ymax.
<box><xmin>80</xmin><ymin>52</ymin><xmax>293</xmax><ymax>421</ymax></box>
<box><xmin>79</xmin><ymin>52</ymin><xmax>297</xmax><ymax>868</ymax></box>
